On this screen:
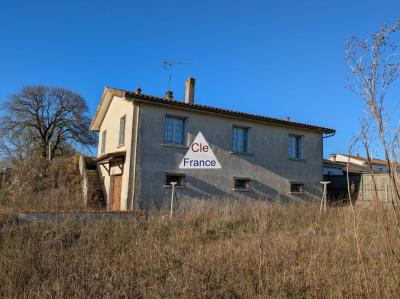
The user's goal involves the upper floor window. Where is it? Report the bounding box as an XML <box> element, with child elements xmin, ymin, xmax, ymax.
<box><xmin>164</xmin><ymin>115</ymin><xmax>186</xmax><ymax>145</ymax></box>
<box><xmin>101</xmin><ymin>130</ymin><xmax>107</xmax><ymax>154</ymax></box>
<box><xmin>119</xmin><ymin>115</ymin><xmax>126</xmax><ymax>146</ymax></box>
<box><xmin>288</xmin><ymin>134</ymin><xmax>304</xmax><ymax>160</ymax></box>
<box><xmin>232</xmin><ymin>126</ymin><xmax>250</xmax><ymax>153</ymax></box>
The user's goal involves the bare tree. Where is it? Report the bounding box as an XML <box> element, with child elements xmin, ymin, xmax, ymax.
<box><xmin>346</xmin><ymin>21</ymin><xmax>400</xmax><ymax>203</ymax></box>
<box><xmin>0</xmin><ymin>85</ymin><xmax>96</xmax><ymax>160</ymax></box>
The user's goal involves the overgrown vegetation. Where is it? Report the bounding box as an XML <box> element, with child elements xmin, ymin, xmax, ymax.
<box><xmin>0</xmin><ymin>155</ymin><xmax>84</xmax><ymax>211</ymax></box>
<box><xmin>0</xmin><ymin>200</ymin><xmax>400</xmax><ymax>298</ymax></box>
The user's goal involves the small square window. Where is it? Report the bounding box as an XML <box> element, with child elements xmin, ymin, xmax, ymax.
<box><xmin>234</xmin><ymin>177</ymin><xmax>251</xmax><ymax>190</ymax></box>
<box><xmin>290</xmin><ymin>183</ymin><xmax>304</xmax><ymax>193</ymax></box>
<box><xmin>164</xmin><ymin>173</ymin><xmax>185</xmax><ymax>187</ymax></box>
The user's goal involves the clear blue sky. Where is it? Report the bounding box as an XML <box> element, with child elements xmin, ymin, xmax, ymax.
<box><xmin>1</xmin><ymin>0</ymin><xmax>399</xmax><ymax>157</ymax></box>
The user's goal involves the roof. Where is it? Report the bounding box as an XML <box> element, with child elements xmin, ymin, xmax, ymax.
<box><xmin>97</xmin><ymin>151</ymin><xmax>126</xmax><ymax>163</ymax></box>
<box><xmin>323</xmin><ymin>159</ymin><xmax>368</xmax><ymax>173</ymax></box>
<box><xmin>335</xmin><ymin>154</ymin><xmax>387</xmax><ymax>165</ymax></box>
<box><xmin>323</xmin><ymin>159</ymin><xmax>343</xmax><ymax>167</ymax></box>
<box><xmin>90</xmin><ymin>87</ymin><xmax>335</xmax><ymax>134</ymax></box>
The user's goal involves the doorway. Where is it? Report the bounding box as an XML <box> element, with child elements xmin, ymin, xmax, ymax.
<box><xmin>111</xmin><ymin>174</ymin><xmax>122</xmax><ymax>210</ymax></box>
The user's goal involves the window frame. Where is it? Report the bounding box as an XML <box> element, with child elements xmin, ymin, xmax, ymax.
<box><xmin>163</xmin><ymin>173</ymin><xmax>186</xmax><ymax>188</ymax></box>
<box><xmin>118</xmin><ymin>115</ymin><xmax>126</xmax><ymax>146</ymax></box>
<box><xmin>288</xmin><ymin>134</ymin><xmax>304</xmax><ymax>160</ymax></box>
<box><xmin>233</xmin><ymin>177</ymin><xmax>251</xmax><ymax>191</ymax></box>
<box><xmin>232</xmin><ymin>126</ymin><xmax>250</xmax><ymax>154</ymax></box>
<box><xmin>101</xmin><ymin>130</ymin><xmax>107</xmax><ymax>155</ymax></box>
<box><xmin>164</xmin><ymin>115</ymin><xmax>187</xmax><ymax>146</ymax></box>
<box><xmin>290</xmin><ymin>182</ymin><xmax>304</xmax><ymax>194</ymax></box>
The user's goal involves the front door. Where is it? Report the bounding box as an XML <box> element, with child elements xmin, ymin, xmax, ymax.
<box><xmin>111</xmin><ymin>174</ymin><xmax>122</xmax><ymax>210</ymax></box>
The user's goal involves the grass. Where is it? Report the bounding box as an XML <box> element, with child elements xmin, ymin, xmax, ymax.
<box><xmin>1</xmin><ymin>199</ymin><xmax>400</xmax><ymax>298</ymax></box>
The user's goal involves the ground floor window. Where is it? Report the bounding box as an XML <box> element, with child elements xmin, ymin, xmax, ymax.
<box><xmin>233</xmin><ymin>177</ymin><xmax>251</xmax><ymax>191</ymax></box>
<box><xmin>164</xmin><ymin>173</ymin><xmax>185</xmax><ymax>187</ymax></box>
<box><xmin>290</xmin><ymin>182</ymin><xmax>304</xmax><ymax>193</ymax></box>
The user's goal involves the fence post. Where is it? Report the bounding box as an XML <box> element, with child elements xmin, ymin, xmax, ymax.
<box><xmin>385</xmin><ymin>184</ymin><xmax>388</xmax><ymax>202</ymax></box>
<box><xmin>170</xmin><ymin>182</ymin><xmax>177</xmax><ymax>219</ymax></box>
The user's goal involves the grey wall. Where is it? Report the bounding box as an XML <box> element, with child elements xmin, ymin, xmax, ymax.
<box><xmin>358</xmin><ymin>173</ymin><xmax>399</xmax><ymax>202</ymax></box>
<box><xmin>134</xmin><ymin>102</ymin><xmax>324</xmax><ymax>208</ymax></box>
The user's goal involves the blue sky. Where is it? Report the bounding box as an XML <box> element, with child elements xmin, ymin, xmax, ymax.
<box><xmin>0</xmin><ymin>0</ymin><xmax>399</xmax><ymax>157</ymax></box>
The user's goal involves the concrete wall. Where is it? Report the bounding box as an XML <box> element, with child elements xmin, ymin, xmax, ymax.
<box><xmin>134</xmin><ymin>102</ymin><xmax>324</xmax><ymax>209</ymax></box>
<box><xmin>358</xmin><ymin>173</ymin><xmax>399</xmax><ymax>202</ymax></box>
<box><xmin>98</xmin><ymin>95</ymin><xmax>134</xmax><ymax>209</ymax></box>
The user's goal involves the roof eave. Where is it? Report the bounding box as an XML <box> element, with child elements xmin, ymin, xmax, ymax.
<box><xmin>90</xmin><ymin>87</ymin><xmax>127</xmax><ymax>131</ymax></box>
<box><xmin>126</xmin><ymin>93</ymin><xmax>335</xmax><ymax>134</ymax></box>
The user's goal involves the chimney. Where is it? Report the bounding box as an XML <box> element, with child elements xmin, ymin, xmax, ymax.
<box><xmin>165</xmin><ymin>90</ymin><xmax>173</xmax><ymax>100</ymax></box>
<box><xmin>285</xmin><ymin>117</ymin><xmax>291</xmax><ymax>121</ymax></box>
<box><xmin>135</xmin><ymin>87</ymin><xmax>142</xmax><ymax>95</ymax></box>
<box><xmin>185</xmin><ymin>77</ymin><xmax>195</xmax><ymax>104</ymax></box>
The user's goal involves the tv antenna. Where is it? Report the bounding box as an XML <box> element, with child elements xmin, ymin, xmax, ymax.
<box><xmin>161</xmin><ymin>59</ymin><xmax>190</xmax><ymax>91</ymax></box>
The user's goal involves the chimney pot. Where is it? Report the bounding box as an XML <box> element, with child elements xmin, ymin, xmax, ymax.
<box><xmin>185</xmin><ymin>77</ymin><xmax>195</xmax><ymax>104</ymax></box>
<box><xmin>135</xmin><ymin>87</ymin><xmax>142</xmax><ymax>95</ymax></box>
<box><xmin>165</xmin><ymin>90</ymin><xmax>173</xmax><ymax>100</ymax></box>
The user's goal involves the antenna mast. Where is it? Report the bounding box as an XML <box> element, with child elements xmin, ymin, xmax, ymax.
<box><xmin>161</xmin><ymin>59</ymin><xmax>189</xmax><ymax>91</ymax></box>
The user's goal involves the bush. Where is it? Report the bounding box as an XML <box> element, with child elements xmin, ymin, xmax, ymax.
<box><xmin>0</xmin><ymin>155</ymin><xmax>84</xmax><ymax>211</ymax></box>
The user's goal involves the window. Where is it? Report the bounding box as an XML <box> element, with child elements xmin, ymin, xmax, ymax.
<box><xmin>164</xmin><ymin>116</ymin><xmax>186</xmax><ymax>145</ymax></box>
<box><xmin>119</xmin><ymin>115</ymin><xmax>126</xmax><ymax>146</ymax></box>
<box><xmin>101</xmin><ymin>130</ymin><xmax>106</xmax><ymax>154</ymax></box>
<box><xmin>234</xmin><ymin>177</ymin><xmax>251</xmax><ymax>190</ymax></box>
<box><xmin>288</xmin><ymin>134</ymin><xmax>304</xmax><ymax>160</ymax></box>
<box><xmin>164</xmin><ymin>173</ymin><xmax>185</xmax><ymax>187</ymax></box>
<box><xmin>232</xmin><ymin>127</ymin><xmax>249</xmax><ymax>153</ymax></box>
<box><xmin>290</xmin><ymin>183</ymin><xmax>304</xmax><ymax>193</ymax></box>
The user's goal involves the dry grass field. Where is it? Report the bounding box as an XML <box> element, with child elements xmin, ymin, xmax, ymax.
<box><xmin>1</xmin><ymin>199</ymin><xmax>400</xmax><ymax>298</ymax></box>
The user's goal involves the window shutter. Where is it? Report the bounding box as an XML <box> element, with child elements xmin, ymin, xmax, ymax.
<box><xmin>288</xmin><ymin>135</ymin><xmax>292</xmax><ymax>158</ymax></box>
<box><xmin>232</xmin><ymin>127</ymin><xmax>236</xmax><ymax>152</ymax></box>
<box><xmin>184</xmin><ymin>118</ymin><xmax>189</xmax><ymax>146</ymax></box>
<box><xmin>247</xmin><ymin>128</ymin><xmax>254</xmax><ymax>154</ymax></box>
<box><xmin>119</xmin><ymin>117</ymin><xmax>125</xmax><ymax>145</ymax></box>
<box><xmin>300</xmin><ymin>136</ymin><xmax>305</xmax><ymax>160</ymax></box>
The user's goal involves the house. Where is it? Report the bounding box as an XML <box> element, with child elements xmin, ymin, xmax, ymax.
<box><xmin>323</xmin><ymin>159</ymin><xmax>345</xmax><ymax>176</ymax></box>
<box><xmin>328</xmin><ymin>154</ymin><xmax>390</xmax><ymax>174</ymax></box>
<box><xmin>89</xmin><ymin>78</ymin><xmax>335</xmax><ymax>210</ymax></box>
<box><xmin>323</xmin><ymin>154</ymin><xmax>395</xmax><ymax>200</ymax></box>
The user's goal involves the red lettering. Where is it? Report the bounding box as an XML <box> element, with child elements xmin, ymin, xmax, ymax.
<box><xmin>191</xmin><ymin>142</ymin><xmax>200</xmax><ymax>152</ymax></box>
<box><xmin>191</xmin><ymin>143</ymin><xmax>209</xmax><ymax>152</ymax></box>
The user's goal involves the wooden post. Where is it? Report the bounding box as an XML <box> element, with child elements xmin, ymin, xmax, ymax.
<box><xmin>170</xmin><ymin>182</ymin><xmax>177</xmax><ymax>219</ymax></box>
<box><xmin>385</xmin><ymin>184</ymin><xmax>388</xmax><ymax>202</ymax></box>
<box><xmin>320</xmin><ymin>181</ymin><xmax>330</xmax><ymax>213</ymax></box>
